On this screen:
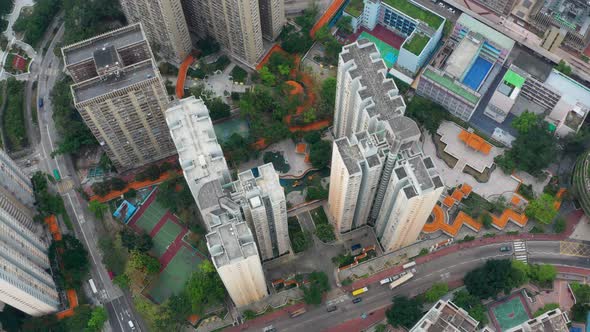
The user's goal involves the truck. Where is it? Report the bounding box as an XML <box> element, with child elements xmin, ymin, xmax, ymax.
<box><xmin>389</xmin><ymin>272</ymin><xmax>414</xmax><ymax>290</ymax></box>
<box><xmin>352</xmin><ymin>287</ymin><xmax>368</xmax><ymax>296</ymax></box>
<box><xmin>402</xmin><ymin>261</ymin><xmax>416</xmax><ymax>270</ymax></box>
<box><xmin>88</xmin><ymin>279</ymin><xmax>98</xmax><ymax>294</ymax></box>
<box><xmin>289</xmin><ymin>308</ymin><xmax>306</xmax><ymax>318</ymax></box>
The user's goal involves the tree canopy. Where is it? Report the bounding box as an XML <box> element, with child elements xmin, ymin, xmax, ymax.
<box><xmin>405</xmin><ymin>95</ymin><xmax>449</xmax><ymax>134</ymax></box>
<box><xmin>452</xmin><ymin>290</ymin><xmax>487</xmax><ymax>325</ymax></box>
<box><xmin>512</xmin><ymin>111</ymin><xmax>539</xmax><ymax>134</ymax></box>
<box><xmin>185</xmin><ymin>261</ymin><xmax>226</xmax><ymax>313</ymax></box>
<box><xmin>464</xmin><ymin>259</ymin><xmax>527</xmax><ymax>299</ymax></box>
<box><xmin>386</xmin><ymin>296</ymin><xmax>423</xmax><ymax>328</ymax></box>
<box><xmin>425</xmin><ymin>282</ymin><xmax>449</xmax><ymax>302</ymax></box>
<box><xmin>302</xmin><ymin>271</ymin><xmax>330</xmax><ymax>305</ymax></box>
<box><xmin>120</xmin><ymin>228</ymin><xmax>153</xmax><ymax>253</ymax></box>
<box><xmin>49</xmin><ymin>235</ymin><xmax>90</xmax><ymax>289</ymax></box>
<box><xmin>525</xmin><ymin>194</ymin><xmax>558</xmax><ymax>224</ymax></box>
<box><xmin>309</xmin><ymin>140</ymin><xmax>332</xmax><ymax>169</ymax></box>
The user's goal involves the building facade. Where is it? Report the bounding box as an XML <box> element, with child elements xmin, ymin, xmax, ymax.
<box><xmin>330</xmin><ymin>41</ymin><xmax>444</xmax><ymax>252</ymax></box>
<box><xmin>62</xmin><ymin>24</ymin><xmax>176</xmax><ymax>171</ymax></box>
<box><xmin>258</xmin><ymin>0</ymin><xmax>285</xmax><ymax>41</ymax></box>
<box><xmin>472</xmin><ymin>0</ymin><xmax>516</xmax><ymax>15</ymax></box>
<box><xmin>0</xmin><ymin>151</ymin><xmax>59</xmax><ymax>316</ymax></box>
<box><xmin>181</xmin><ymin>0</ymin><xmax>266</xmax><ymax>66</ymax></box>
<box><xmin>120</xmin><ymin>0</ymin><xmax>192</xmax><ymax>64</ymax></box>
<box><xmin>233</xmin><ymin>164</ymin><xmax>289</xmax><ymax>261</ymax></box>
<box><xmin>506</xmin><ymin>308</ymin><xmax>569</xmax><ymax>332</ymax></box>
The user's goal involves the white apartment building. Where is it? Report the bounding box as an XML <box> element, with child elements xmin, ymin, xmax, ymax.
<box><xmin>165</xmin><ymin>96</ymin><xmax>232</xmax><ymax>223</ymax></box>
<box><xmin>329</xmin><ymin>40</ymin><xmax>444</xmax><ymax>252</ymax></box>
<box><xmin>507</xmin><ymin>308</ymin><xmax>569</xmax><ymax>332</ymax></box>
<box><xmin>232</xmin><ymin>164</ymin><xmax>289</xmax><ymax>261</ymax></box>
<box><xmin>120</xmin><ymin>0</ymin><xmax>192</xmax><ymax>64</ymax></box>
<box><xmin>166</xmin><ymin>97</ymin><xmax>271</xmax><ymax>306</ymax></box>
<box><xmin>205</xmin><ymin>198</ymin><xmax>268</xmax><ymax>307</ymax></box>
<box><xmin>0</xmin><ymin>151</ymin><xmax>59</xmax><ymax>316</ymax></box>
<box><xmin>181</xmin><ymin>0</ymin><xmax>267</xmax><ymax>66</ymax></box>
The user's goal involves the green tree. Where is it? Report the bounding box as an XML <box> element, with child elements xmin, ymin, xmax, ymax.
<box><xmin>3</xmin><ymin>78</ymin><xmax>27</xmax><ymax>150</ymax></box>
<box><xmin>386</xmin><ymin>296</ymin><xmax>423</xmax><ymax>328</ymax></box>
<box><xmin>525</xmin><ymin>194</ymin><xmax>558</xmax><ymax>224</ymax></box>
<box><xmin>51</xmin><ymin>235</ymin><xmax>90</xmax><ymax>288</ymax></box>
<box><xmin>315</xmin><ymin>223</ymin><xmax>336</xmax><ymax>242</ymax></box>
<box><xmin>554</xmin><ymin>217</ymin><xmax>566</xmax><ymax>233</ymax></box>
<box><xmin>555</xmin><ymin>60</ymin><xmax>572</xmax><ymax>76</ymax></box>
<box><xmin>86</xmin><ymin>307</ymin><xmax>107</xmax><ymax>332</ymax></box>
<box><xmin>309</xmin><ymin>140</ymin><xmax>332</xmax><ymax>169</ymax></box>
<box><xmin>336</xmin><ymin>16</ymin><xmax>353</xmax><ymax>34</ymax></box>
<box><xmin>452</xmin><ymin>290</ymin><xmax>488</xmax><ymax>325</ymax></box>
<box><xmin>206</xmin><ymin>98</ymin><xmax>231</xmax><ymax>120</ymax></box>
<box><xmin>129</xmin><ymin>251</ymin><xmax>160</xmax><ymax>275</ymax></box>
<box><xmin>529</xmin><ymin>264</ymin><xmax>557</xmax><ymax>283</ymax></box>
<box><xmin>259</xmin><ymin>66</ymin><xmax>276</xmax><ymax>86</ymax></box>
<box><xmin>185</xmin><ymin>261</ymin><xmax>226</xmax><ymax>313</ymax></box>
<box><xmin>64</xmin><ymin>305</ymin><xmax>92</xmax><ymax>331</ymax></box>
<box><xmin>425</xmin><ymin>282</ymin><xmax>449</xmax><ymax>302</ymax></box>
<box><xmin>89</xmin><ymin>200</ymin><xmax>108</xmax><ymax>220</ymax></box>
<box><xmin>120</xmin><ymin>228</ymin><xmax>153</xmax><ymax>253</ymax></box>
<box><xmin>405</xmin><ymin>95</ymin><xmax>449</xmax><ymax>134</ymax></box>
<box><xmin>302</xmin><ymin>271</ymin><xmax>330</xmax><ymax>305</ymax></box>
<box><xmin>303</xmin><ymin>108</ymin><xmax>317</xmax><ymax>123</ymax></box>
<box><xmin>113</xmin><ymin>274</ymin><xmax>130</xmax><ymax>289</ymax></box>
<box><xmin>511</xmin><ymin>111</ymin><xmax>538</xmax><ymax>134</ymax></box>
<box><xmin>314</xmin><ymin>26</ymin><xmax>331</xmax><ymax>42</ymax></box>
<box><xmin>481</xmin><ymin>214</ymin><xmax>493</xmax><ymax>229</ymax></box>
<box><xmin>243</xmin><ymin>309</ymin><xmax>257</xmax><ymax>320</ymax></box>
<box><xmin>12</xmin><ymin>0</ymin><xmax>61</xmax><ymax>45</ymax></box>
<box><xmin>464</xmin><ymin>259</ymin><xmax>527</xmax><ymax>299</ymax></box>
<box><xmin>375</xmin><ymin>324</ymin><xmax>387</xmax><ymax>332</ymax></box>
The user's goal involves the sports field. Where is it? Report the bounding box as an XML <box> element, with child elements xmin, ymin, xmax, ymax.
<box><xmin>490</xmin><ymin>295</ymin><xmax>531</xmax><ymax>331</ymax></box>
<box><xmin>147</xmin><ymin>245</ymin><xmax>204</xmax><ymax>303</ymax></box>
<box><xmin>358</xmin><ymin>31</ymin><xmax>399</xmax><ymax>67</ymax></box>
<box><xmin>133</xmin><ymin>199</ymin><xmax>167</xmax><ymax>233</ymax></box>
<box><xmin>127</xmin><ymin>190</ymin><xmax>207</xmax><ymax>304</ymax></box>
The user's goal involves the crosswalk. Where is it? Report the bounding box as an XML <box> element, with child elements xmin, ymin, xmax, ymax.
<box><xmin>513</xmin><ymin>241</ymin><xmax>527</xmax><ymax>264</ymax></box>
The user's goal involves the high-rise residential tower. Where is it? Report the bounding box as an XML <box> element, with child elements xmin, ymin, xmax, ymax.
<box><xmin>232</xmin><ymin>164</ymin><xmax>289</xmax><ymax>261</ymax></box>
<box><xmin>62</xmin><ymin>24</ymin><xmax>176</xmax><ymax>171</ymax></box>
<box><xmin>0</xmin><ymin>149</ymin><xmax>59</xmax><ymax>316</ymax></box>
<box><xmin>258</xmin><ymin>0</ymin><xmax>285</xmax><ymax>41</ymax></box>
<box><xmin>166</xmin><ymin>97</ymin><xmax>276</xmax><ymax>306</ymax></box>
<box><xmin>120</xmin><ymin>0</ymin><xmax>192</xmax><ymax>64</ymax></box>
<box><xmin>181</xmin><ymin>0</ymin><xmax>267</xmax><ymax>66</ymax></box>
<box><xmin>205</xmin><ymin>199</ymin><xmax>269</xmax><ymax>307</ymax></box>
<box><xmin>329</xmin><ymin>40</ymin><xmax>444</xmax><ymax>252</ymax></box>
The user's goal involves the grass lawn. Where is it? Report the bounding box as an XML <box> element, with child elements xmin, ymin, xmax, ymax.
<box><xmin>288</xmin><ymin>216</ymin><xmax>310</xmax><ymax>253</ymax></box>
<box><xmin>403</xmin><ymin>33</ymin><xmax>429</xmax><ymax>55</ymax></box>
<box><xmin>310</xmin><ymin>206</ymin><xmax>329</xmax><ymax>226</ymax></box>
<box><xmin>345</xmin><ymin>0</ymin><xmax>364</xmax><ymax>17</ymax></box>
<box><xmin>310</xmin><ymin>206</ymin><xmax>335</xmax><ymax>243</ymax></box>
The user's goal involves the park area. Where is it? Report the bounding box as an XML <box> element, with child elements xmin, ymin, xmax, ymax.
<box><xmin>126</xmin><ymin>190</ymin><xmax>205</xmax><ymax>303</ymax></box>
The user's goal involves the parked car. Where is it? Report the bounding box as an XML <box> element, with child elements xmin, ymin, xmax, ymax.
<box><xmin>327</xmin><ymin>306</ymin><xmax>337</xmax><ymax>312</ymax></box>
<box><xmin>438</xmin><ymin>2</ymin><xmax>445</xmax><ymax>7</ymax></box>
<box><xmin>353</xmin><ymin>298</ymin><xmax>362</xmax><ymax>304</ymax></box>
<box><xmin>500</xmin><ymin>246</ymin><xmax>512</xmax><ymax>252</ymax></box>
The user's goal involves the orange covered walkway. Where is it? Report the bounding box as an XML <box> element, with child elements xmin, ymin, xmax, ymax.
<box><xmin>90</xmin><ymin>170</ymin><xmax>180</xmax><ymax>203</ymax></box>
<box><xmin>176</xmin><ymin>55</ymin><xmax>194</xmax><ymax>98</ymax></box>
<box><xmin>310</xmin><ymin>0</ymin><xmax>347</xmax><ymax>38</ymax></box>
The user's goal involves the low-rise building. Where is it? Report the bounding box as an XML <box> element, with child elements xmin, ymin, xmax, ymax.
<box><xmin>418</xmin><ymin>14</ymin><xmax>515</xmax><ymax>121</ymax></box>
<box><xmin>507</xmin><ymin>308</ymin><xmax>569</xmax><ymax>332</ymax></box>
<box><xmin>410</xmin><ymin>300</ymin><xmax>480</xmax><ymax>332</ymax></box>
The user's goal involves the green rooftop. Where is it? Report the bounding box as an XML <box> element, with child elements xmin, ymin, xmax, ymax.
<box><xmin>383</xmin><ymin>0</ymin><xmax>444</xmax><ymax>30</ymax></box>
<box><xmin>423</xmin><ymin>69</ymin><xmax>480</xmax><ymax>104</ymax></box>
<box><xmin>345</xmin><ymin>0</ymin><xmax>364</xmax><ymax>17</ymax></box>
<box><xmin>402</xmin><ymin>33</ymin><xmax>430</xmax><ymax>55</ymax></box>
<box><xmin>503</xmin><ymin>70</ymin><xmax>525</xmax><ymax>88</ymax></box>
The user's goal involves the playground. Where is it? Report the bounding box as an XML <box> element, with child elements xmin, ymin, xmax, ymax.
<box><xmin>127</xmin><ymin>190</ymin><xmax>205</xmax><ymax>303</ymax></box>
<box><xmin>489</xmin><ymin>292</ymin><xmax>532</xmax><ymax>331</ymax></box>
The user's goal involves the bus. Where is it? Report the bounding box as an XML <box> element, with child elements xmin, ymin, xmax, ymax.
<box><xmin>289</xmin><ymin>308</ymin><xmax>306</xmax><ymax>318</ymax></box>
<box><xmin>380</xmin><ymin>271</ymin><xmax>407</xmax><ymax>285</ymax></box>
<box><xmin>402</xmin><ymin>261</ymin><xmax>416</xmax><ymax>270</ymax></box>
<box><xmin>389</xmin><ymin>272</ymin><xmax>414</xmax><ymax>290</ymax></box>
<box><xmin>352</xmin><ymin>287</ymin><xmax>368</xmax><ymax>296</ymax></box>
<box><xmin>53</xmin><ymin>169</ymin><xmax>61</xmax><ymax>182</ymax></box>
<box><xmin>88</xmin><ymin>279</ymin><xmax>98</xmax><ymax>294</ymax></box>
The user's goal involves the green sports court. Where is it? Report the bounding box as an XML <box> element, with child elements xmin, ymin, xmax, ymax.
<box><xmin>489</xmin><ymin>294</ymin><xmax>532</xmax><ymax>331</ymax></box>
<box><xmin>127</xmin><ymin>190</ymin><xmax>207</xmax><ymax>304</ymax></box>
<box><xmin>147</xmin><ymin>245</ymin><xmax>204</xmax><ymax>303</ymax></box>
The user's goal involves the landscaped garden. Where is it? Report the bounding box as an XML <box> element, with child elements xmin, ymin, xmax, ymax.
<box><xmin>288</xmin><ymin>216</ymin><xmax>311</xmax><ymax>253</ymax></box>
<box><xmin>310</xmin><ymin>207</ymin><xmax>335</xmax><ymax>243</ymax></box>
<box><xmin>402</xmin><ymin>33</ymin><xmax>429</xmax><ymax>55</ymax></box>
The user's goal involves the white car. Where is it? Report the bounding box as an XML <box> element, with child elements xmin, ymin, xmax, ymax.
<box><xmin>447</xmin><ymin>6</ymin><xmax>454</xmax><ymax>11</ymax></box>
<box><xmin>438</xmin><ymin>2</ymin><xmax>445</xmax><ymax>7</ymax></box>
<box><xmin>128</xmin><ymin>321</ymin><xmax>136</xmax><ymax>330</ymax></box>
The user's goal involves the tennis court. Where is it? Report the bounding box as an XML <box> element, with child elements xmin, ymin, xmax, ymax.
<box><xmin>152</xmin><ymin>218</ymin><xmax>183</xmax><ymax>257</ymax></box>
<box><xmin>490</xmin><ymin>295</ymin><xmax>531</xmax><ymax>331</ymax></box>
<box><xmin>147</xmin><ymin>245</ymin><xmax>205</xmax><ymax>303</ymax></box>
<box><xmin>134</xmin><ymin>199</ymin><xmax>167</xmax><ymax>233</ymax></box>
<box><xmin>358</xmin><ymin>31</ymin><xmax>399</xmax><ymax>67</ymax></box>
<box><xmin>462</xmin><ymin>56</ymin><xmax>492</xmax><ymax>91</ymax></box>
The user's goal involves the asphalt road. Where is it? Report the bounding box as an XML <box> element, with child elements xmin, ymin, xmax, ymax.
<box><xmin>234</xmin><ymin>240</ymin><xmax>589</xmax><ymax>331</ymax></box>
<box><xmin>28</xmin><ymin>20</ymin><xmax>144</xmax><ymax>332</ymax></box>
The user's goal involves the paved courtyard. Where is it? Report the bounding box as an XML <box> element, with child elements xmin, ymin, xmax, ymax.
<box><xmin>238</xmin><ymin>139</ymin><xmax>311</xmax><ymax>177</ymax></box>
<box><xmin>423</xmin><ymin>123</ymin><xmax>520</xmax><ymax>199</ymax></box>
<box><xmin>185</xmin><ymin>62</ymin><xmax>250</xmax><ymax>99</ymax></box>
